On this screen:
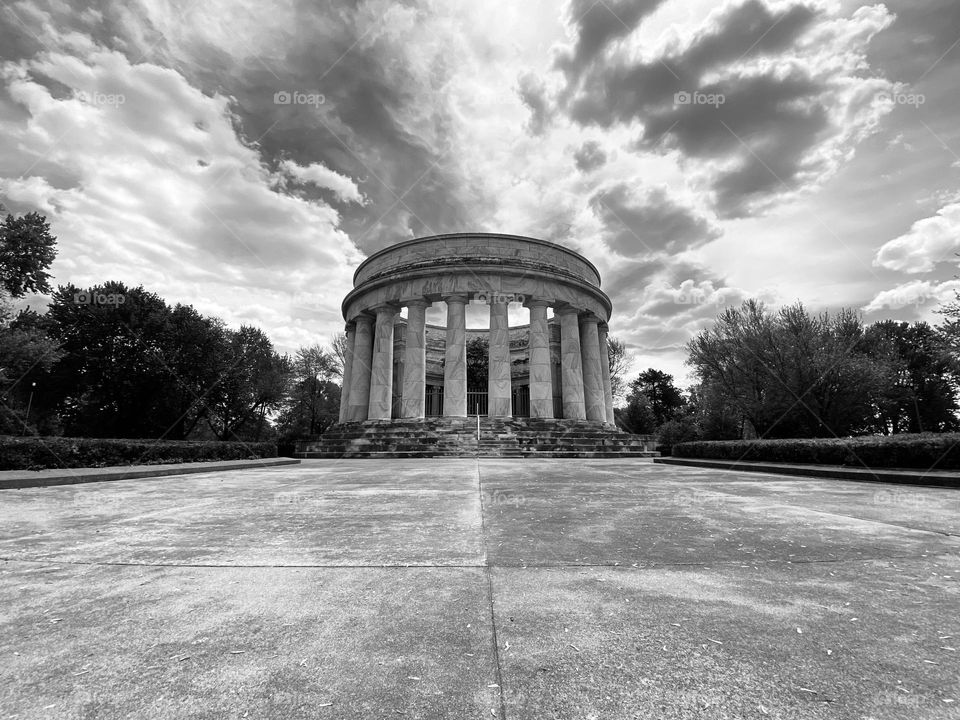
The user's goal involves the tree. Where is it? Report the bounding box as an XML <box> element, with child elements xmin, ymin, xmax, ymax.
<box><xmin>607</xmin><ymin>336</ymin><xmax>630</xmax><ymax>404</ymax></box>
<box><xmin>206</xmin><ymin>326</ymin><xmax>290</xmax><ymax>441</ymax></box>
<box><xmin>0</xmin><ymin>298</ymin><xmax>62</xmax><ymax>434</ymax></box>
<box><xmin>276</xmin><ymin>344</ymin><xmax>341</xmax><ymax>450</ymax></box>
<box><xmin>630</xmin><ymin>368</ymin><xmax>686</xmax><ymax>427</ymax></box>
<box><xmin>617</xmin><ymin>388</ymin><xmax>656</xmax><ymax>434</ymax></box>
<box><xmin>330</xmin><ymin>331</ymin><xmax>347</xmax><ymax>379</ymax></box>
<box><xmin>0</xmin><ymin>208</ymin><xmax>57</xmax><ymax>297</ymax></box>
<box><xmin>687</xmin><ymin>300</ymin><xmax>880</xmax><ymax>438</ymax></box>
<box><xmin>44</xmin><ymin>282</ymin><xmax>176</xmax><ymax>438</ymax></box>
<box><xmin>687</xmin><ymin>381</ymin><xmax>741</xmax><ymax>441</ymax></box>
<box><xmin>861</xmin><ymin>320</ymin><xmax>960</xmax><ymax>433</ymax></box>
<box><xmin>466</xmin><ymin>336</ymin><xmax>488</xmax><ymax>391</ymax></box>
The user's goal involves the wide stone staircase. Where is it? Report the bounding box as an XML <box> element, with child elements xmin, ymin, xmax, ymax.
<box><xmin>295</xmin><ymin>417</ymin><xmax>658</xmax><ymax>458</ymax></box>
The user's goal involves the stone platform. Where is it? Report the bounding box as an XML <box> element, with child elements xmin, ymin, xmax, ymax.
<box><xmin>295</xmin><ymin>417</ymin><xmax>657</xmax><ymax>458</ymax></box>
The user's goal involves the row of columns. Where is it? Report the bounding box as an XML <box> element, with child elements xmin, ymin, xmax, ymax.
<box><xmin>338</xmin><ymin>296</ymin><xmax>615</xmax><ymax>424</ymax></box>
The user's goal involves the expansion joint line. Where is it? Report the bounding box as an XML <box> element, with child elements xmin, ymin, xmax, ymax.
<box><xmin>477</xmin><ymin>457</ymin><xmax>508</xmax><ymax>720</ymax></box>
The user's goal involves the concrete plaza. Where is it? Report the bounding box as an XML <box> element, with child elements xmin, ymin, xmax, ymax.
<box><xmin>2</xmin><ymin>459</ymin><xmax>959</xmax><ymax>719</ymax></box>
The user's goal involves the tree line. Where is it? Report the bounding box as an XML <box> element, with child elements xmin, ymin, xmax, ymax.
<box><xmin>618</xmin><ymin>299</ymin><xmax>960</xmax><ymax>447</ymax></box>
<box><xmin>0</xmin><ymin>207</ymin><xmax>341</xmax><ymax>449</ymax></box>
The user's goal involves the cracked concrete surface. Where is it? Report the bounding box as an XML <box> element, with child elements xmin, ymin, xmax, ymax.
<box><xmin>2</xmin><ymin>459</ymin><xmax>959</xmax><ymax>719</ymax></box>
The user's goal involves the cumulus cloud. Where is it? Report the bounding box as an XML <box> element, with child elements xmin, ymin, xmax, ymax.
<box><xmin>543</xmin><ymin>0</ymin><xmax>895</xmax><ymax>217</ymax></box>
<box><xmin>0</xmin><ymin>25</ymin><xmax>361</xmax><ymax>351</ymax></box>
<box><xmin>863</xmin><ymin>279</ymin><xmax>960</xmax><ymax>314</ymax></box>
<box><xmin>572</xmin><ymin>140</ymin><xmax>607</xmax><ymax>172</ymax></box>
<box><xmin>279</xmin><ymin>159</ymin><xmax>365</xmax><ymax>205</ymax></box>
<box><xmin>590</xmin><ymin>184</ymin><xmax>721</xmax><ymax>256</ymax></box>
<box><xmin>873</xmin><ymin>201</ymin><xmax>960</xmax><ymax>274</ymax></box>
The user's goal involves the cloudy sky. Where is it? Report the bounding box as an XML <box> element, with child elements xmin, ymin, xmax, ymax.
<box><xmin>1</xmin><ymin>0</ymin><xmax>959</xmax><ymax>386</ymax></box>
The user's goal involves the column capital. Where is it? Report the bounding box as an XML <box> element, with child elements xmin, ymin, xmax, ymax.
<box><xmin>578</xmin><ymin>312</ymin><xmax>601</xmax><ymax>326</ymax></box>
<box><xmin>523</xmin><ymin>298</ymin><xmax>552</xmax><ymax>309</ymax></box>
<box><xmin>369</xmin><ymin>303</ymin><xmax>400</xmax><ymax>316</ymax></box>
<box><xmin>400</xmin><ymin>297</ymin><xmax>430</xmax><ymax>308</ymax></box>
<box><xmin>351</xmin><ymin>312</ymin><xmax>375</xmax><ymax>326</ymax></box>
<box><xmin>442</xmin><ymin>294</ymin><xmax>469</xmax><ymax>304</ymax></box>
<box><xmin>554</xmin><ymin>303</ymin><xmax>581</xmax><ymax>316</ymax></box>
<box><xmin>344</xmin><ymin>321</ymin><xmax>356</xmax><ymax>332</ymax></box>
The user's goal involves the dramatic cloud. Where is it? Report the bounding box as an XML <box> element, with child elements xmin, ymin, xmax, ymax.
<box><xmin>544</xmin><ymin>0</ymin><xmax>895</xmax><ymax>217</ymax></box>
<box><xmin>0</xmin><ymin>22</ymin><xmax>361</xmax><ymax>350</ymax></box>
<box><xmin>590</xmin><ymin>184</ymin><xmax>721</xmax><ymax>256</ymax></box>
<box><xmin>279</xmin><ymin>159</ymin><xmax>366</xmax><ymax>205</ymax></box>
<box><xmin>873</xmin><ymin>201</ymin><xmax>960</xmax><ymax>274</ymax></box>
<box><xmin>863</xmin><ymin>279</ymin><xmax>960</xmax><ymax>315</ymax></box>
<box><xmin>572</xmin><ymin>140</ymin><xmax>607</xmax><ymax>172</ymax></box>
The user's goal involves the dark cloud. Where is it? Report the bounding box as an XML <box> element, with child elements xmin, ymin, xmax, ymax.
<box><xmin>590</xmin><ymin>184</ymin><xmax>721</xmax><ymax>256</ymax></box>
<box><xmin>555</xmin><ymin>0</ymin><xmax>665</xmax><ymax>78</ymax></box>
<box><xmin>3</xmin><ymin>0</ymin><xmax>480</xmax><ymax>255</ymax></box>
<box><xmin>573</xmin><ymin>140</ymin><xmax>607</xmax><ymax>172</ymax></box>
<box><xmin>518</xmin><ymin>71</ymin><xmax>552</xmax><ymax>136</ymax></box>
<box><xmin>546</xmin><ymin>1</ymin><xmax>888</xmax><ymax>217</ymax></box>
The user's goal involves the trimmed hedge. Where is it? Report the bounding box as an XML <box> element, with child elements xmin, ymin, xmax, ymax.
<box><xmin>0</xmin><ymin>436</ymin><xmax>277</xmax><ymax>471</ymax></box>
<box><xmin>672</xmin><ymin>433</ymin><xmax>960</xmax><ymax>470</ymax></box>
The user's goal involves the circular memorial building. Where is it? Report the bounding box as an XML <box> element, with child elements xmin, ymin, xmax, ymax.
<box><xmin>298</xmin><ymin>233</ymin><xmax>654</xmax><ymax>457</ymax></box>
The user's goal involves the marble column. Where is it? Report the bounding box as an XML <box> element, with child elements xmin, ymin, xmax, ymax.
<box><xmin>443</xmin><ymin>295</ymin><xmax>468</xmax><ymax>417</ymax></box>
<box><xmin>367</xmin><ymin>305</ymin><xmax>397</xmax><ymax>420</ymax></box>
<box><xmin>488</xmin><ymin>299</ymin><xmax>512</xmax><ymax>417</ymax></box>
<box><xmin>347</xmin><ymin>313</ymin><xmax>374</xmax><ymax>422</ymax></box>
<box><xmin>401</xmin><ymin>299</ymin><xmax>428</xmax><ymax>418</ymax></box>
<box><xmin>557</xmin><ymin>305</ymin><xmax>586</xmax><ymax>420</ymax></box>
<box><xmin>525</xmin><ymin>299</ymin><xmax>553</xmax><ymax>418</ymax></box>
<box><xmin>579</xmin><ymin>314</ymin><xmax>605</xmax><ymax>423</ymax></box>
<box><xmin>338</xmin><ymin>322</ymin><xmax>356</xmax><ymax>424</ymax></box>
<box><xmin>598</xmin><ymin>323</ymin><xmax>615</xmax><ymax>425</ymax></box>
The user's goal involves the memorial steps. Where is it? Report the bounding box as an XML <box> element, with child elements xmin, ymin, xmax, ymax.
<box><xmin>295</xmin><ymin>417</ymin><xmax>658</xmax><ymax>458</ymax></box>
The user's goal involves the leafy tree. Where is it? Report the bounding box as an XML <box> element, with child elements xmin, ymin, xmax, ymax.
<box><xmin>630</xmin><ymin>368</ymin><xmax>686</xmax><ymax>426</ymax></box>
<box><xmin>861</xmin><ymin>320</ymin><xmax>959</xmax><ymax>433</ymax></box>
<box><xmin>44</xmin><ymin>282</ymin><xmax>175</xmax><ymax>437</ymax></box>
<box><xmin>206</xmin><ymin>326</ymin><xmax>290</xmax><ymax>441</ymax></box>
<box><xmin>617</xmin><ymin>385</ymin><xmax>656</xmax><ymax>434</ymax></box>
<box><xmin>687</xmin><ymin>300</ymin><xmax>880</xmax><ymax>438</ymax></box>
<box><xmin>276</xmin><ymin>344</ymin><xmax>341</xmax><ymax>450</ymax></box>
<box><xmin>687</xmin><ymin>381</ymin><xmax>741</xmax><ymax>441</ymax></box>
<box><xmin>0</xmin><ymin>208</ymin><xmax>57</xmax><ymax>297</ymax></box>
<box><xmin>0</xmin><ymin>297</ymin><xmax>62</xmax><ymax>434</ymax></box>
<box><xmin>466</xmin><ymin>336</ymin><xmax>488</xmax><ymax>391</ymax></box>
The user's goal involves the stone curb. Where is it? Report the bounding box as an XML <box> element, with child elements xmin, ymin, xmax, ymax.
<box><xmin>654</xmin><ymin>456</ymin><xmax>960</xmax><ymax>487</ymax></box>
<box><xmin>0</xmin><ymin>458</ymin><xmax>300</xmax><ymax>490</ymax></box>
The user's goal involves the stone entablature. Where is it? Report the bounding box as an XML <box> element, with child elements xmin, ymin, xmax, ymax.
<box><xmin>338</xmin><ymin>233</ymin><xmax>614</xmax><ymax>425</ymax></box>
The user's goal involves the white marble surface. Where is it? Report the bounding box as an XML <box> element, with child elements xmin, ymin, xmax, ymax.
<box><xmin>367</xmin><ymin>307</ymin><xmax>397</xmax><ymax>420</ymax></box>
<box><xmin>487</xmin><ymin>301</ymin><xmax>512</xmax><ymax>417</ymax></box>
<box><xmin>338</xmin><ymin>323</ymin><xmax>356</xmax><ymax>423</ymax></box>
<box><xmin>579</xmin><ymin>317</ymin><xmax>605</xmax><ymax>422</ymax></box>
<box><xmin>558</xmin><ymin>309</ymin><xmax>586</xmax><ymax>420</ymax></box>
<box><xmin>401</xmin><ymin>301</ymin><xmax>428</xmax><ymax>418</ymax></box>
<box><xmin>444</xmin><ymin>297</ymin><xmax>467</xmax><ymax>416</ymax></box>
<box><xmin>526</xmin><ymin>301</ymin><xmax>554</xmax><ymax>418</ymax></box>
<box><xmin>597</xmin><ymin>324</ymin><xmax>614</xmax><ymax>424</ymax></box>
<box><xmin>347</xmin><ymin>315</ymin><xmax>374</xmax><ymax>421</ymax></box>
